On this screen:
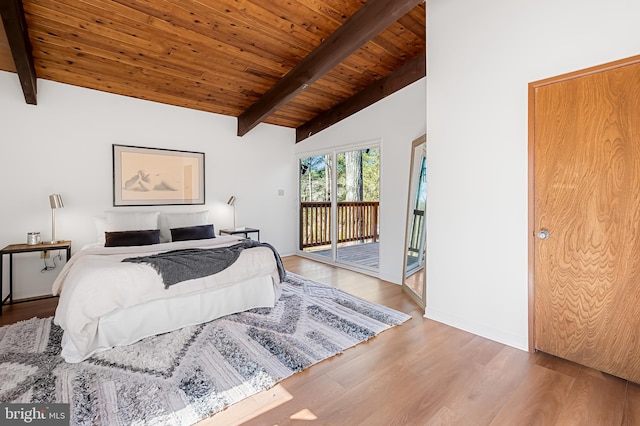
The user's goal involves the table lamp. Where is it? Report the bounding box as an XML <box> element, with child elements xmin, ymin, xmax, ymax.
<box><xmin>49</xmin><ymin>193</ymin><xmax>64</xmax><ymax>243</ymax></box>
<box><xmin>227</xmin><ymin>195</ymin><xmax>236</xmax><ymax>229</ymax></box>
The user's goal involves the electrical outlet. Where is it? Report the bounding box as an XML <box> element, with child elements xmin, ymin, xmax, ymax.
<box><xmin>41</xmin><ymin>250</ymin><xmax>50</xmax><ymax>259</ymax></box>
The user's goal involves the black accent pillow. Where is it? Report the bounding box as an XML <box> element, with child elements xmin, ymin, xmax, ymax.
<box><xmin>104</xmin><ymin>229</ymin><xmax>161</xmax><ymax>247</ymax></box>
<box><xmin>170</xmin><ymin>224</ymin><xmax>216</xmax><ymax>242</ymax></box>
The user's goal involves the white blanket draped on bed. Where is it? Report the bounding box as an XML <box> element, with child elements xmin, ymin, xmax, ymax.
<box><xmin>52</xmin><ymin>236</ymin><xmax>282</xmax><ymax>362</ymax></box>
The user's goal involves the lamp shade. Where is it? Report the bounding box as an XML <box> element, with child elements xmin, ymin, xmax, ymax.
<box><xmin>49</xmin><ymin>194</ymin><xmax>64</xmax><ymax>209</ymax></box>
<box><xmin>49</xmin><ymin>193</ymin><xmax>64</xmax><ymax>243</ymax></box>
<box><xmin>227</xmin><ymin>195</ymin><xmax>236</xmax><ymax>206</ymax></box>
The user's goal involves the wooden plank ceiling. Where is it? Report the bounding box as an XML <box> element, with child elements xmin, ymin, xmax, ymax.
<box><xmin>0</xmin><ymin>0</ymin><xmax>425</xmax><ymax>139</ymax></box>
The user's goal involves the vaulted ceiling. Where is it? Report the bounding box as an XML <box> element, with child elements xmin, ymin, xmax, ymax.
<box><xmin>0</xmin><ymin>0</ymin><xmax>425</xmax><ymax>141</ymax></box>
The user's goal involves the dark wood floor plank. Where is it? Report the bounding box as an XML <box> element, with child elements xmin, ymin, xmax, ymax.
<box><xmin>0</xmin><ymin>297</ymin><xmax>57</xmax><ymax>326</ymax></box>
<box><xmin>460</xmin><ymin>334</ymin><xmax>509</xmax><ymax>367</ymax></box>
<box><xmin>535</xmin><ymin>351</ymin><xmax>584</xmax><ymax>379</ymax></box>
<box><xmin>429</xmin><ymin>346</ymin><xmax>535</xmax><ymax>425</ymax></box>
<box><xmin>357</xmin><ymin>352</ymin><xmax>478</xmax><ymax>425</ymax></box>
<box><xmin>490</xmin><ymin>365</ymin><xmax>575</xmax><ymax>425</ymax></box>
<box><xmin>623</xmin><ymin>382</ymin><xmax>640</xmax><ymax>425</ymax></box>
<box><xmin>555</xmin><ymin>369</ymin><xmax>626</xmax><ymax>425</ymax></box>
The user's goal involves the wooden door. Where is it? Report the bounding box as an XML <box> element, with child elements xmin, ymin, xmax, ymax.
<box><xmin>532</xmin><ymin>56</ymin><xmax>640</xmax><ymax>382</ymax></box>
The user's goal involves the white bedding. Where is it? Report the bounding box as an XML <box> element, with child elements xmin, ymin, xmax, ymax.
<box><xmin>53</xmin><ymin>236</ymin><xmax>282</xmax><ymax>363</ymax></box>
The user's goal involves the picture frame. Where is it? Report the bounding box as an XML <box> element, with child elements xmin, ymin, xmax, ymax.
<box><xmin>113</xmin><ymin>144</ymin><xmax>205</xmax><ymax>206</ymax></box>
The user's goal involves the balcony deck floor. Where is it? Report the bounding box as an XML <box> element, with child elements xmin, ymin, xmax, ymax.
<box><xmin>308</xmin><ymin>242</ymin><xmax>379</xmax><ymax>269</ymax></box>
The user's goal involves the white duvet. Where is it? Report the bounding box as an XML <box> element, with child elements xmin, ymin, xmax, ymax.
<box><xmin>53</xmin><ymin>236</ymin><xmax>282</xmax><ymax>362</ymax></box>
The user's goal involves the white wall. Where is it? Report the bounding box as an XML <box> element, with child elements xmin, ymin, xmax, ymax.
<box><xmin>0</xmin><ymin>73</ymin><xmax>296</xmax><ymax>299</ymax></box>
<box><xmin>295</xmin><ymin>79</ymin><xmax>427</xmax><ymax>284</ymax></box>
<box><xmin>427</xmin><ymin>0</ymin><xmax>640</xmax><ymax>350</ymax></box>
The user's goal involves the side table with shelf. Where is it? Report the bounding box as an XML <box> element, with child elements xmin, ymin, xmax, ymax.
<box><xmin>219</xmin><ymin>227</ymin><xmax>260</xmax><ymax>241</ymax></box>
<box><xmin>0</xmin><ymin>240</ymin><xmax>71</xmax><ymax>315</ymax></box>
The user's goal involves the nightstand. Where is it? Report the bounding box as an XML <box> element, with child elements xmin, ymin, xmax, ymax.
<box><xmin>219</xmin><ymin>227</ymin><xmax>260</xmax><ymax>241</ymax></box>
<box><xmin>0</xmin><ymin>240</ymin><xmax>71</xmax><ymax>315</ymax></box>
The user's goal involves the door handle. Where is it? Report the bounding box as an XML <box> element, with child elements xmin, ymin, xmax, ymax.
<box><xmin>537</xmin><ymin>229</ymin><xmax>550</xmax><ymax>240</ymax></box>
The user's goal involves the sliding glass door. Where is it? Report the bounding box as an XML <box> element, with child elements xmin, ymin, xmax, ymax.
<box><xmin>335</xmin><ymin>148</ymin><xmax>379</xmax><ymax>269</ymax></box>
<box><xmin>299</xmin><ymin>154</ymin><xmax>332</xmax><ymax>261</ymax></box>
<box><xmin>299</xmin><ymin>145</ymin><xmax>380</xmax><ymax>272</ymax></box>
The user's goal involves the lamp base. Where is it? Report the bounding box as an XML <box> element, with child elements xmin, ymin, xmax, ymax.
<box><xmin>49</xmin><ymin>240</ymin><xmax>58</xmax><ymax>244</ymax></box>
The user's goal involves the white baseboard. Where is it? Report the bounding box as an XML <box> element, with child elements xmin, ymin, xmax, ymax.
<box><xmin>425</xmin><ymin>307</ymin><xmax>528</xmax><ymax>352</ymax></box>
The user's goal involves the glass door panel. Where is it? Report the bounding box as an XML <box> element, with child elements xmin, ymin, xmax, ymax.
<box><xmin>335</xmin><ymin>147</ymin><xmax>380</xmax><ymax>270</ymax></box>
<box><xmin>299</xmin><ymin>154</ymin><xmax>332</xmax><ymax>260</ymax></box>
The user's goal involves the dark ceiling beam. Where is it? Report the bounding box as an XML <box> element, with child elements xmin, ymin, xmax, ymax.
<box><xmin>237</xmin><ymin>0</ymin><xmax>424</xmax><ymax>137</ymax></box>
<box><xmin>0</xmin><ymin>0</ymin><xmax>37</xmax><ymax>104</ymax></box>
<box><xmin>296</xmin><ymin>51</ymin><xmax>425</xmax><ymax>143</ymax></box>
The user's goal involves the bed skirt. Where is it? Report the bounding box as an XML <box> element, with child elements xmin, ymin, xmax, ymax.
<box><xmin>61</xmin><ymin>274</ymin><xmax>276</xmax><ymax>363</ymax></box>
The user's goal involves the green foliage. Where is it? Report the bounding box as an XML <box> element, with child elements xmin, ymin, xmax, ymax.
<box><xmin>299</xmin><ymin>155</ymin><xmax>330</xmax><ymax>202</ymax></box>
<box><xmin>299</xmin><ymin>148</ymin><xmax>379</xmax><ymax>203</ymax></box>
<box><xmin>362</xmin><ymin>148</ymin><xmax>380</xmax><ymax>202</ymax></box>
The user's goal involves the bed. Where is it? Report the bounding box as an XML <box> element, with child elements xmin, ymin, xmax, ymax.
<box><xmin>52</xmin><ymin>221</ymin><xmax>284</xmax><ymax>363</ymax></box>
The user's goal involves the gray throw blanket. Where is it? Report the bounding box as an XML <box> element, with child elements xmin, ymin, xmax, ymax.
<box><xmin>122</xmin><ymin>240</ymin><xmax>286</xmax><ymax>289</ymax></box>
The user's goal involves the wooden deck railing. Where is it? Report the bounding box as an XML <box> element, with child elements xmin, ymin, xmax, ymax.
<box><xmin>300</xmin><ymin>201</ymin><xmax>379</xmax><ymax>249</ymax></box>
<box><xmin>407</xmin><ymin>209</ymin><xmax>424</xmax><ymax>256</ymax></box>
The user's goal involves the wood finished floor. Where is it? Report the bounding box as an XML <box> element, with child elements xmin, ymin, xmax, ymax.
<box><xmin>2</xmin><ymin>256</ymin><xmax>640</xmax><ymax>425</ymax></box>
<box><xmin>404</xmin><ymin>266</ymin><xmax>425</xmax><ymax>298</ymax></box>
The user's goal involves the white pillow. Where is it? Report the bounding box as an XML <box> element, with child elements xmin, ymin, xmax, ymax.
<box><xmin>106</xmin><ymin>211</ymin><xmax>160</xmax><ymax>230</ymax></box>
<box><xmin>94</xmin><ymin>216</ymin><xmax>109</xmax><ymax>244</ymax></box>
<box><xmin>159</xmin><ymin>211</ymin><xmax>210</xmax><ymax>242</ymax></box>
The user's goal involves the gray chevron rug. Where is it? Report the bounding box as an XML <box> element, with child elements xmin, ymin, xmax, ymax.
<box><xmin>0</xmin><ymin>272</ymin><xmax>410</xmax><ymax>425</ymax></box>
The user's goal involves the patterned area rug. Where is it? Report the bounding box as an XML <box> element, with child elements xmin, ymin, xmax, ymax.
<box><xmin>0</xmin><ymin>272</ymin><xmax>410</xmax><ymax>425</ymax></box>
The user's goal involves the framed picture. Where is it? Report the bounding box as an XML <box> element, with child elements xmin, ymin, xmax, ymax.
<box><xmin>113</xmin><ymin>144</ymin><xmax>205</xmax><ymax>206</ymax></box>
